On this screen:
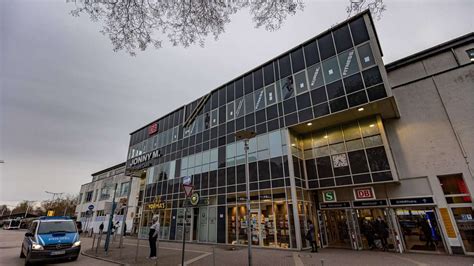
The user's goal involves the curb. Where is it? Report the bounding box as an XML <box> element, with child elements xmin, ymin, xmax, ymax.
<box><xmin>80</xmin><ymin>251</ymin><xmax>125</xmax><ymax>265</ymax></box>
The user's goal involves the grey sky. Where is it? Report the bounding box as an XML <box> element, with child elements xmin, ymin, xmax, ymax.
<box><xmin>1</xmin><ymin>0</ymin><xmax>473</xmax><ymax>204</ymax></box>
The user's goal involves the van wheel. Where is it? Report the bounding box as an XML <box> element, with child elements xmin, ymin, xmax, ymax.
<box><xmin>20</xmin><ymin>246</ymin><xmax>25</xmax><ymax>258</ymax></box>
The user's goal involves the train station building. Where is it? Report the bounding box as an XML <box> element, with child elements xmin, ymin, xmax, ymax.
<box><xmin>123</xmin><ymin>11</ymin><xmax>474</xmax><ymax>255</ymax></box>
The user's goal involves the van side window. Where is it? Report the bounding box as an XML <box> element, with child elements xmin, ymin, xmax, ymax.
<box><xmin>29</xmin><ymin>222</ymin><xmax>37</xmax><ymax>233</ymax></box>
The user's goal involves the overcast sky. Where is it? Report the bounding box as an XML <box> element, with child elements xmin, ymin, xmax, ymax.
<box><xmin>1</xmin><ymin>0</ymin><xmax>473</xmax><ymax>205</ymax></box>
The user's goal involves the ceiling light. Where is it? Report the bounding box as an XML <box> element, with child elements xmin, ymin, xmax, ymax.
<box><xmin>369</xmin><ymin>124</ymin><xmax>375</xmax><ymax>128</ymax></box>
<box><xmin>291</xmin><ymin>143</ymin><xmax>296</xmax><ymax>147</ymax></box>
<box><xmin>324</xmin><ymin>135</ymin><xmax>328</xmax><ymax>139</ymax></box>
<box><xmin>307</xmin><ymin>122</ymin><xmax>312</xmax><ymax>126</ymax></box>
<box><xmin>358</xmin><ymin>107</ymin><xmax>364</xmax><ymax>111</ymax></box>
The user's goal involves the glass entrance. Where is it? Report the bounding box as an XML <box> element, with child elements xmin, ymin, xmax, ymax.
<box><xmin>322</xmin><ymin>209</ymin><xmax>351</xmax><ymax>248</ymax></box>
<box><xmin>356</xmin><ymin>208</ymin><xmax>394</xmax><ymax>250</ymax></box>
<box><xmin>451</xmin><ymin>207</ymin><xmax>474</xmax><ymax>254</ymax></box>
<box><xmin>395</xmin><ymin>208</ymin><xmax>446</xmax><ymax>253</ymax></box>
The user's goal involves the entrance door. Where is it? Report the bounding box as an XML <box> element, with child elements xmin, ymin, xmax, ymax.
<box><xmin>451</xmin><ymin>206</ymin><xmax>474</xmax><ymax>254</ymax></box>
<box><xmin>355</xmin><ymin>208</ymin><xmax>394</xmax><ymax>250</ymax></box>
<box><xmin>199</xmin><ymin>207</ymin><xmax>208</xmax><ymax>242</ymax></box>
<box><xmin>208</xmin><ymin>206</ymin><xmax>217</xmax><ymax>243</ymax></box>
<box><xmin>322</xmin><ymin>209</ymin><xmax>352</xmax><ymax>248</ymax></box>
<box><xmin>395</xmin><ymin>208</ymin><xmax>446</xmax><ymax>253</ymax></box>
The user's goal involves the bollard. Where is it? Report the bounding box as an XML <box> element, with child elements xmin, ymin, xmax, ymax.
<box><xmin>212</xmin><ymin>246</ymin><xmax>216</xmax><ymax>266</ymax></box>
<box><xmin>321</xmin><ymin>259</ymin><xmax>324</xmax><ymax>266</ymax></box>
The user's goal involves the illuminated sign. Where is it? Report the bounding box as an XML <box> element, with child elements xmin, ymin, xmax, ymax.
<box><xmin>353</xmin><ymin>187</ymin><xmax>375</xmax><ymax>200</ymax></box>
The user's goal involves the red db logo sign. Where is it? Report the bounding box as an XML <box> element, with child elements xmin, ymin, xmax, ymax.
<box><xmin>148</xmin><ymin>123</ymin><xmax>158</xmax><ymax>135</ymax></box>
<box><xmin>354</xmin><ymin>187</ymin><xmax>375</xmax><ymax>200</ymax></box>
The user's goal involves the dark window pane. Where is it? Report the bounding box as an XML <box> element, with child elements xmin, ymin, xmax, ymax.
<box><xmin>291</xmin><ymin>48</ymin><xmax>305</xmax><ymax>73</ymax></box>
<box><xmin>218</xmin><ymin>169</ymin><xmax>226</xmax><ymax>187</ymax></box>
<box><xmin>209</xmin><ymin>171</ymin><xmax>217</xmax><ymax>188</ymax></box>
<box><xmin>218</xmin><ymin>87</ymin><xmax>226</xmax><ymax>106</ymax></box>
<box><xmin>284</xmin><ymin>112</ymin><xmax>298</xmax><ymax>127</ymax></box>
<box><xmin>293</xmin><ymin>156</ymin><xmax>301</xmax><ymax>177</ymax></box>
<box><xmin>219</xmin><ymin>106</ymin><xmax>226</xmax><ymax>124</ymax></box>
<box><xmin>367</xmin><ymin>84</ymin><xmax>387</xmax><ymax>101</ymax></box>
<box><xmin>310</xmin><ymin>87</ymin><xmax>327</xmax><ymax>105</ymax></box>
<box><xmin>283</xmin><ymin>97</ymin><xmax>297</xmax><ymax>114</ymax></box>
<box><xmin>298</xmin><ymin>108</ymin><xmax>313</xmax><ymax>123</ymax></box>
<box><xmin>366</xmin><ymin>146</ymin><xmax>390</xmax><ymax>171</ymax></box>
<box><xmin>348</xmin><ymin>150</ymin><xmax>369</xmax><ymax>174</ymax></box>
<box><xmin>319</xmin><ymin>178</ymin><xmax>335</xmax><ymax>188</ymax></box>
<box><xmin>347</xmin><ymin>91</ymin><xmax>368</xmax><ymax>107</ymax></box>
<box><xmin>236</xmin><ymin>164</ymin><xmax>245</xmax><ymax>184</ymax></box>
<box><xmin>343</xmin><ymin>73</ymin><xmax>364</xmax><ymax>93</ymax></box>
<box><xmin>318</xmin><ymin>33</ymin><xmax>336</xmax><ymax>60</ymax></box>
<box><xmin>270</xmin><ymin>157</ymin><xmax>284</xmax><ymax>178</ymax></box>
<box><xmin>249</xmin><ymin>162</ymin><xmax>258</xmax><ymax>182</ymax></box>
<box><xmin>316</xmin><ymin>156</ymin><xmax>333</xmax><ymax>178</ymax></box>
<box><xmin>244</xmin><ymin>73</ymin><xmax>253</xmax><ymax>95</ymax></box>
<box><xmin>353</xmin><ymin>174</ymin><xmax>372</xmax><ymax>184</ymax></box>
<box><xmin>335</xmin><ymin>176</ymin><xmax>352</xmax><ymax>186</ymax></box>
<box><xmin>264</xmin><ymin>62</ymin><xmax>275</xmax><ymax>85</ymax></box>
<box><xmin>313</xmin><ymin>103</ymin><xmax>330</xmax><ymax>117</ymax></box>
<box><xmin>256</xmin><ymin>122</ymin><xmax>267</xmax><ymax>135</ymax></box>
<box><xmin>333</xmin><ymin>25</ymin><xmax>353</xmax><ymax>53</ymax></box>
<box><xmin>245</xmin><ymin>113</ymin><xmax>255</xmax><ymax>127</ymax></box>
<box><xmin>279</xmin><ymin>54</ymin><xmax>291</xmax><ymax>79</ymax></box>
<box><xmin>308</xmin><ymin>180</ymin><xmax>319</xmax><ymax>188</ymax></box>
<box><xmin>362</xmin><ymin>66</ymin><xmax>383</xmax><ymax>87</ymax></box>
<box><xmin>329</xmin><ymin>97</ymin><xmax>348</xmax><ymax>113</ymax></box>
<box><xmin>227</xmin><ymin>167</ymin><xmax>235</xmax><ymax>185</ymax></box>
<box><xmin>259</xmin><ymin>181</ymin><xmax>271</xmax><ymax>189</ymax></box>
<box><xmin>272</xmin><ymin>178</ymin><xmax>285</xmax><ymax>188</ymax></box>
<box><xmin>253</xmin><ymin>68</ymin><xmax>263</xmax><ymax>91</ymax></box>
<box><xmin>305</xmin><ymin>159</ymin><xmax>317</xmax><ymax>180</ymax></box>
<box><xmin>226</xmin><ymin>83</ymin><xmax>235</xmax><ymax>103</ymax></box>
<box><xmin>372</xmin><ymin>171</ymin><xmax>393</xmax><ymax>182</ymax></box>
<box><xmin>350</xmin><ymin>17</ymin><xmax>369</xmax><ymax>45</ymax></box>
<box><xmin>326</xmin><ymin>80</ymin><xmax>345</xmax><ymax>100</ymax></box>
<box><xmin>235</xmin><ymin>117</ymin><xmax>245</xmax><ymax>131</ymax></box>
<box><xmin>258</xmin><ymin>160</ymin><xmax>270</xmax><ymax>181</ymax></box>
<box><xmin>296</xmin><ymin>92</ymin><xmax>312</xmax><ymax>110</ymax></box>
<box><xmin>266</xmin><ymin>105</ymin><xmax>278</xmax><ymax>120</ymax></box>
<box><xmin>235</xmin><ymin>78</ymin><xmax>244</xmax><ymax>99</ymax></box>
<box><xmin>304</xmin><ymin>41</ymin><xmax>320</xmax><ymax>67</ymax></box>
<box><xmin>267</xmin><ymin>119</ymin><xmax>279</xmax><ymax>131</ymax></box>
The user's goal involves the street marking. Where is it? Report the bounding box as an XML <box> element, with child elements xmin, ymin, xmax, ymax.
<box><xmin>178</xmin><ymin>252</ymin><xmax>212</xmax><ymax>266</ymax></box>
<box><xmin>293</xmin><ymin>252</ymin><xmax>304</xmax><ymax>266</ymax></box>
<box><xmin>386</xmin><ymin>253</ymin><xmax>428</xmax><ymax>266</ymax></box>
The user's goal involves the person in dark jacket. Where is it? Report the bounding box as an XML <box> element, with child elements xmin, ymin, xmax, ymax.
<box><xmin>99</xmin><ymin>222</ymin><xmax>104</xmax><ymax>234</ymax></box>
<box><xmin>148</xmin><ymin>215</ymin><xmax>160</xmax><ymax>259</ymax></box>
<box><xmin>361</xmin><ymin>219</ymin><xmax>376</xmax><ymax>250</ymax></box>
<box><xmin>306</xmin><ymin>220</ymin><xmax>318</xmax><ymax>252</ymax></box>
<box><xmin>374</xmin><ymin>217</ymin><xmax>389</xmax><ymax>251</ymax></box>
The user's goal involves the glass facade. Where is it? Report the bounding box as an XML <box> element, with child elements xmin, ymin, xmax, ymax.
<box><xmin>126</xmin><ymin>13</ymin><xmax>395</xmax><ymax>249</ymax></box>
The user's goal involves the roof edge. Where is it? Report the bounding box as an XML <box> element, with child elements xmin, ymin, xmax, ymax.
<box><xmin>91</xmin><ymin>162</ymin><xmax>126</xmax><ymax>177</ymax></box>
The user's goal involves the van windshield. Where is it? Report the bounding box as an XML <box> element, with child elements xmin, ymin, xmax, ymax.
<box><xmin>38</xmin><ymin>221</ymin><xmax>76</xmax><ymax>234</ymax></box>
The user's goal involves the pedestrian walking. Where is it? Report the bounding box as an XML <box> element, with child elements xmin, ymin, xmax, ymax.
<box><xmin>99</xmin><ymin>222</ymin><xmax>104</xmax><ymax>234</ymax></box>
<box><xmin>361</xmin><ymin>220</ymin><xmax>376</xmax><ymax>250</ymax></box>
<box><xmin>148</xmin><ymin>215</ymin><xmax>160</xmax><ymax>260</ymax></box>
<box><xmin>374</xmin><ymin>216</ymin><xmax>389</xmax><ymax>251</ymax></box>
<box><xmin>305</xmin><ymin>219</ymin><xmax>318</xmax><ymax>252</ymax></box>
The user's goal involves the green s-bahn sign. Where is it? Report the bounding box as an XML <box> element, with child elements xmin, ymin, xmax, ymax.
<box><xmin>322</xmin><ymin>190</ymin><xmax>337</xmax><ymax>203</ymax></box>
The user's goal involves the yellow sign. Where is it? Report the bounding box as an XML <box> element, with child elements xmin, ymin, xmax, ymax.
<box><xmin>439</xmin><ymin>208</ymin><xmax>456</xmax><ymax>238</ymax></box>
<box><xmin>148</xmin><ymin>197</ymin><xmax>165</xmax><ymax>210</ymax></box>
<box><xmin>47</xmin><ymin>210</ymin><xmax>55</xmax><ymax>216</ymax></box>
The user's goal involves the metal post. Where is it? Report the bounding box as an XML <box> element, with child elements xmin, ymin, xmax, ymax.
<box><xmin>135</xmin><ymin>182</ymin><xmax>147</xmax><ymax>262</ymax></box>
<box><xmin>105</xmin><ymin>183</ymin><xmax>118</xmax><ymax>253</ymax></box>
<box><xmin>244</xmin><ymin>139</ymin><xmax>252</xmax><ymax>266</ymax></box>
<box><xmin>181</xmin><ymin>208</ymin><xmax>187</xmax><ymax>266</ymax></box>
<box><xmin>120</xmin><ymin>176</ymin><xmax>133</xmax><ymax>248</ymax></box>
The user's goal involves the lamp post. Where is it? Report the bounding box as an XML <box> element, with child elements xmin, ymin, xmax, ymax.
<box><xmin>235</xmin><ymin>130</ymin><xmax>256</xmax><ymax>266</ymax></box>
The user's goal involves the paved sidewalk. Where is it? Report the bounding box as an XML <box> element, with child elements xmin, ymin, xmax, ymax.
<box><xmin>82</xmin><ymin>235</ymin><xmax>474</xmax><ymax>266</ymax></box>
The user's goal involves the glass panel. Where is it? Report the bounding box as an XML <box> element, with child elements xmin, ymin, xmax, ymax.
<box><xmin>226</xmin><ymin>143</ymin><xmax>236</xmax><ymax>159</ymax></box>
<box><xmin>360</xmin><ymin>117</ymin><xmax>379</xmax><ymax>136</ymax></box>
<box><xmin>294</xmin><ymin>70</ymin><xmax>308</xmax><ymax>95</ymax></box>
<box><xmin>314</xmin><ymin>146</ymin><xmax>329</xmax><ymax>157</ymax></box>
<box><xmin>235</xmin><ymin>97</ymin><xmax>245</xmax><ymax>118</ymax></box>
<box><xmin>363</xmin><ymin>135</ymin><xmax>383</xmax><ymax>147</ymax></box>
<box><xmin>451</xmin><ymin>207</ymin><xmax>474</xmax><ymax>252</ymax></box>
<box><xmin>322</xmin><ymin>56</ymin><xmax>341</xmax><ymax>84</ymax></box>
<box><xmin>227</xmin><ymin>101</ymin><xmax>235</xmax><ymax>121</ymax></box>
<box><xmin>357</xmin><ymin>43</ymin><xmax>375</xmax><ymax>69</ymax></box>
<box><xmin>343</xmin><ymin>122</ymin><xmax>361</xmax><ymax>140</ymax></box>
<box><xmin>254</xmin><ymin>88</ymin><xmax>266</xmax><ymax>111</ymax></box>
<box><xmin>245</xmin><ymin>93</ymin><xmax>254</xmax><ymax>114</ymax></box>
<box><xmin>210</xmin><ymin>148</ymin><xmax>218</xmax><ymax>162</ymax></box>
<box><xmin>202</xmin><ymin>150</ymin><xmax>210</xmax><ymax>164</ymax></box>
<box><xmin>269</xmin><ymin>131</ymin><xmax>283</xmax><ymax>158</ymax></box>
<box><xmin>257</xmin><ymin>134</ymin><xmax>270</xmax><ymax>151</ymax></box>
<box><xmin>327</xmin><ymin>126</ymin><xmax>343</xmax><ymax>144</ymax></box>
<box><xmin>280</xmin><ymin>76</ymin><xmax>294</xmax><ymax>100</ymax></box>
<box><xmin>307</xmin><ymin>63</ymin><xmax>324</xmax><ymax>90</ymax></box>
<box><xmin>265</xmin><ymin>84</ymin><xmax>278</xmax><ymax>106</ymax></box>
<box><xmin>338</xmin><ymin>49</ymin><xmax>359</xmax><ymax>77</ymax></box>
<box><xmin>195</xmin><ymin>153</ymin><xmax>202</xmax><ymax>167</ymax></box>
<box><xmin>346</xmin><ymin>139</ymin><xmax>364</xmax><ymax>151</ymax></box>
<box><xmin>438</xmin><ymin>174</ymin><xmax>471</xmax><ymax>196</ymax></box>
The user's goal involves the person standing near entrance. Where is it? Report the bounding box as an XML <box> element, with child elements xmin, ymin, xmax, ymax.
<box><xmin>306</xmin><ymin>220</ymin><xmax>318</xmax><ymax>252</ymax></box>
<box><xmin>374</xmin><ymin>217</ymin><xmax>389</xmax><ymax>251</ymax></box>
<box><xmin>148</xmin><ymin>215</ymin><xmax>160</xmax><ymax>260</ymax></box>
<box><xmin>99</xmin><ymin>222</ymin><xmax>104</xmax><ymax>234</ymax></box>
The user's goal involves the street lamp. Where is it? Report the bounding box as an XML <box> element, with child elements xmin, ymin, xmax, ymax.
<box><xmin>235</xmin><ymin>130</ymin><xmax>256</xmax><ymax>266</ymax></box>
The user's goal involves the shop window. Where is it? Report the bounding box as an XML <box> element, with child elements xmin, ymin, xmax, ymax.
<box><xmin>304</xmin><ymin>41</ymin><xmax>320</xmax><ymax>67</ymax></box>
<box><xmin>358</xmin><ymin>43</ymin><xmax>375</xmax><ymax>69</ymax></box>
<box><xmin>322</xmin><ymin>56</ymin><xmax>341</xmax><ymax>84</ymax></box>
<box><xmin>291</xmin><ymin>48</ymin><xmax>305</xmax><ymax>73</ymax></box>
<box><xmin>333</xmin><ymin>25</ymin><xmax>353</xmax><ymax>53</ymax></box>
<box><xmin>338</xmin><ymin>49</ymin><xmax>359</xmax><ymax>77</ymax></box>
<box><xmin>438</xmin><ymin>174</ymin><xmax>472</xmax><ymax>203</ymax></box>
<box><xmin>318</xmin><ymin>33</ymin><xmax>336</xmax><ymax>60</ymax></box>
<box><xmin>362</xmin><ymin>66</ymin><xmax>383</xmax><ymax>87</ymax></box>
<box><xmin>349</xmin><ymin>17</ymin><xmax>369</xmax><ymax>45</ymax></box>
<box><xmin>294</xmin><ymin>70</ymin><xmax>308</xmax><ymax>95</ymax></box>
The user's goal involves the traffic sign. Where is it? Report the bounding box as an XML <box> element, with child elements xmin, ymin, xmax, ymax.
<box><xmin>322</xmin><ymin>190</ymin><xmax>336</xmax><ymax>202</ymax></box>
<box><xmin>88</xmin><ymin>204</ymin><xmax>94</xmax><ymax>210</ymax></box>
<box><xmin>183</xmin><ymin>184</ymin><xmax>194</xmax><ymax>197</ymax></box>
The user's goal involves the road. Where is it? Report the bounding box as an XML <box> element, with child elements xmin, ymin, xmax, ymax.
<box><xmin>0</xmin><ymin>229</ymin><xmax>115</xmax><ymax>266</ymax></box>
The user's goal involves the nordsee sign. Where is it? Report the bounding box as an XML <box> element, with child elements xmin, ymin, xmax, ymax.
<box><xmin>129</xmin><ymin>150</ymin><xmax>161</xmax><ymax>167</ymax></box>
